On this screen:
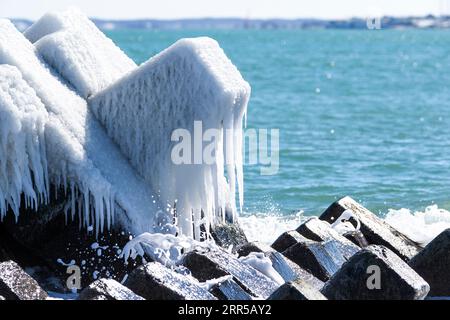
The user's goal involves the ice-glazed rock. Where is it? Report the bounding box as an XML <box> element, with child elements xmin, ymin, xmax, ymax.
<box><xmin>210</xmin><ymin>222</ymin><xmax>248</xmax><ymax>252</ymax></box>
<box><xmin>89</xmin><ymin>37</ymin><xmax>251</xmax><ymax>239</ymax></box>
<box><xmin>124</xmin><ymin>262</ymin><xmax>216</xmax><ymax>300</ymax></box>
<box><xmin>26</xmin><ymin>8</ymin><xmax>136</xmax><ymax>98</ymax></box>
<box><xmin>77</xmin><ymin>278</ymin><xmax>144</xmax><ymax>300</ymax></box>
<box><xmin>268</xmin><ymin>279</ymin><xmax>327</xmax><ymax>300</ymax></box>
<box><xmin>271</xmin><ymin>230</ymin><xmax>310</xmax><ymax>252</ymax></box>
<box><xmin>296</xmin><ymin>217</ymin><xmax>360</xmax><ymax>260</ymax></box>
<box><xmin>0</xmin><ymin>260</ymin><xmax>48</xmax><ymax>300</ymax></box>
<box><xmin>322</xmin><ymin>245</ymin><xmax>429</xmax><ymax>300</ymax></box>
<box><xmin>320</xmin><ymin>196</ymin><xmax>422</xmax><ymax>261</ymax></box>
<box><xmin>181</xmin><ymin>248</ymin><xmax>279</xmax><ymax>299</ymax></box>
<box><xmin>409</xmin><ymin>229</ymin><xmax>450</xmax><ymax>296</ymax></box>
<box><xmin>282</xmin><ymin>239</ymin><xmax>347</xmax><ymax>282</ymax></box>
<box><xmin>0</xmin><ymin>19</ymin><xmax>166</xmax><ymax>235</ymax></box>
<box><xmin>237</xmin><ymin>241</ymin><xmax>324</xmax><ymax>290</ymax></box>
<box><xmin>209</xmin><ymin>278</ymin><xmax>253</xmax><ymax>300</ymax></box>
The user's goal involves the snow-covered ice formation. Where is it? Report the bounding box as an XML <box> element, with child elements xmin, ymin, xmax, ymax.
<box><xmin>121</xmin><ymin>232</ymin><xmax>212</xmax><ymax>267</ymax></box>
<box><xmin>0</xmin><ymin>65</ymin><xmax>48</xmax><ymax>219</ymax></box>
<box><xmin>24</xmin><ymin>9</ymin><xmax>136</xmax><ymax>98</ymax></box>
<box><xmin>90</xmin><ymin>38</ymin><xmax>250</xmax><ymax>238</ymax></box>
<box><xmin>0</xmin><ymin>9</ymin><xmax>250</xmax><ymax>239</ymax></box>
<box><xmin>0</xmin><ymin>19</ymin><xmax>165</xmax><ymax>235</ymax></box>
<box><xmin>239</xmin><ymin>252</ymin><xmax>284</xmax><ymax>285</ymax></box>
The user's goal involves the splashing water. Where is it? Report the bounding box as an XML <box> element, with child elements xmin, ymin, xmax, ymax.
<box><xmin>385</xmin><ymin>205</ymin><xmax>450</xmax><ymax>246</ymax></box>
<box><xmin>240</xmin><ymin>205</ymin><xmax>449</xmax><ymax>247</ymax></box>
<box><xmin>239</xmin><ymin>211</ymin><xmax>305</xmax><ymax>245</ymax></box>
<box><xmin>120</xmin><ymin>232</ymin><xmax>214</xmax><ymax>267</ymax></box>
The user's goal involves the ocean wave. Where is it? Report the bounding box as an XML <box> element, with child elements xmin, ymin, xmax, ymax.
<box><xmin>385</xmin><ymin>205</ymin><xmax>450</xmax><ymax>246</ymax></box>
<box><xmin>239</xmin><ymin>212</ymin><xmax>306</xmax><ymax>245</ymax></box>
<box><xmin>240</xmin><ymin>205</ymin><xmax>450</xmax><ymax>247</ymax></box>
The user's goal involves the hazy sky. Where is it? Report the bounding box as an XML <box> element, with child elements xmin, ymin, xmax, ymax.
<box><xmin>1</xmin><ymin>0</ymin><xmax>449</xmax><ymax>20</ymax></box>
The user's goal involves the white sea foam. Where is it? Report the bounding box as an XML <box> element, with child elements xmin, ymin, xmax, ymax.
<box><xmin>385</xmin><ymin>205</ymin><xmax>450</xmax><ymax>246</ymax></box>
<box><xmin>240</xmin><ymin>205</ymin><xmax>450</xmax><ymax>247</ymax></box>
<box><xmin>239</xmin><ymin>212</ymin><xmax>305</xmax><ymax>245</ymax></box>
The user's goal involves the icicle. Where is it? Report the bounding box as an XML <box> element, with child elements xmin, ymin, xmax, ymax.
<box><xmin>1</xmin><ymin>19</ymin><xmax>161</xmax><ymax>237</ymax></box>
<box><xmin>89</xmin><ymin>37</ymin><xmax>251</xmax><ymax>239</ymax></box>
<box><xmin>70</xmin><ymin>182</ymin><xmax>75</xmax><ymax>220</ymax></box>
<box><xmin>0</xmin><ymin>64</ymin><xmax>49</xmax><ymax>221</ymax></box>
<box><xmin>1</xmin><ymin>17</ymin><xmax>251</xmax><ymax>240</ymax></box>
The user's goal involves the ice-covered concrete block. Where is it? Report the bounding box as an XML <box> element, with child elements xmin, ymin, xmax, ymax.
<box><xmin>89</xmin><ymin>37</ymin><xmax>251</xmax><ymax>238</ymax></box>
<box><xmin>322</xmin><ymin>245</ymin><xmax>429</xmax><ymax>300</ymax></box>
<box><xmin>237</xmin><ymin>241</ymin><xmax>279</xmax><ymax>258</ymax></box>
<box><xmin>78</xmin><ymin>278</ymin><xmax>144</xmax><ymax>300</ymax></box>
<box><xmin>271</xmin><ymin>230</ymin><xmax>310</xmax><ymax>252</ymax></box>
<box><xmin>209</xmin><ymin>278</ymin><xmax>253</xmax><ymax>300</ymax></box>
<box><xmin>237</xmin><ymin>242</ymin><xmax>324</xmax><ymax>290</ymax></box>
<box><xmin>268</xmin><ymin>279</ymin><xmax>327</xmax><ymax>300</ymax></box>
<box><xmin>409</xmin><ymin>229</ymin><xmax>450</xmax><ymax>296</ymax></box>
<box><xmin>124</xmin><ymin>262</ymin><xmax>216</xmax><ymax>300</ymax></box>
<box><xmin>27</xmin><ymin>9</ymin><xmax>136</xmax><ymax>98</ymax></box>
<box><xmin>320</xmin><ymin>196</ymin><xmax>422</xmax><ymax>260</ymax></box>
<box><xmin>24</xmin><ymin>12</ymin><xmax>68</xmax><ymax>43</ymax></box>
<box><xmin>269</xmin><ymin>250</ymin><xmax>324</xmax><ymax>290</ymax></box>
<box><xmin>297</xmin><ymin>217</ymin><xmax>360</xmax><ymax>260</ymax></box>
<box><xmin>0</xmin><ymin>260</ymin><xmax>48</xmax><ymax>300</ymax></box>
<box><xmin>283</xmin><ymin>240</ymin><xmax>347</xmax><ymax>282</ymax></box>
<box><xmin>181</xmin><ymin>249</ymin><xmax>279</xmax><ymax>299</ymax></box>
<box><xmin>0</xmin><ymin>19</ymin><xmax>164</xmax><ymax>235</ymax></box>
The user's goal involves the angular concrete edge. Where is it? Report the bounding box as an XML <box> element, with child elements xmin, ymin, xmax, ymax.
<box><xmin>322</xmin><ymin>245</ymin><xmax>429</xmax><ymax>300</ymax></box>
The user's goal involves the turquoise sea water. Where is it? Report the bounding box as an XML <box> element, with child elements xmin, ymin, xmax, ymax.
<box><xmin>108</xmin><ymin>29</ymin><xmax>450</xmax><ymax>218</ymax></box>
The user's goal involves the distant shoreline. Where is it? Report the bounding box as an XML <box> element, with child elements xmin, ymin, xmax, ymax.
<box><xmin>10</xmin><ymin>15</ymin><xmax>450</xmax><ymax>31</ymax></box>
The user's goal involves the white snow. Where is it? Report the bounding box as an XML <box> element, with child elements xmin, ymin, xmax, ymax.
<box><xmin>0</xmin><ymin>65</ymin><xmax>48</xmax><ymax>219</ymax></box>
<box><xmin>90</xmin><ymin>37</ymin><xmax>250</xmax><ymax>238</ymax></box>
<box><xmin>26</xmin><ymin>8</ymin><xmax>136</xmax><ymax>98</ymax></box>
<box><xmin>0</xmin><ymin>19</ymin><xmax>166</xmax><ymax>235</ymax></box>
